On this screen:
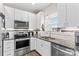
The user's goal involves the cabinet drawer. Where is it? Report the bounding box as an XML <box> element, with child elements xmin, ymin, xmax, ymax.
<box><xmin>4</xmin><ymin>40</ymin><xmax>14</xmax><ymax>45</ymax></box>
<box><xmin>4</xmin><ymin>40</ymin><xmax>14</xmax><ymax>50</ymax></box>
<box><xmin>4</xmin><ymin>45</ymin><xmax>14</xmax><ymax>52</ymax></box>
<box><xmin>4</xmin><ymin>50</ymin><xmax>14</xmax><ymax>56</ymax></box>
<box><xmin>4</xmin><ymin>42</ymin><xmax>14</xmax><ymax>48</ymax></box>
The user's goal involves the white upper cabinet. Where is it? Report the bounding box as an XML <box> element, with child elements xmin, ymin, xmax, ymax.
<box><xmin>40</xmin><ymin>12</ymin><xmax>45</xmax><ymax>25</ymax></box>
<box><xmin>57</xmin><ymin>3</ymin><xmax>67</xmax><ymax>27</ymax></box>
<box><xmin>0</xmin><ymin>4</ymin><xmax>3</xmax><ymax>30</ymax></box>
<box><xmin>4</xmin><ymin>6</ymin><xmax>14</xmax><ymax>29</ymax></box>
<box><xmin>67</xmin><ymin>4</ymin><xmax>79</xmax><ymax>27</ymax></box>
<box><xmin>29</xmin><ymin>12</ymin><xmax>36</xmax><ymax>30</ymax></box>
<box><xmin>21</xmin><ymin>11</ymin><xmax>29</xmax><ymax>22</ymax></box>
<box><xmin>0</xmin><ymin>4</ymin><xmax>4</xmax><ymax>14</ymax></box>
<box><xmin>15</xmin><ymin>9</ymin><xmax>28</xmax><ymax>21</ymax></box>
<box><xmin>36</xmin><ymin>12</ymin><xmax>41</xmax><ymax>29</ymax></box>
<box><xmin>36</xmin><ymin>12</ymin><xmax>45</xmax><ymax>30</ymax></box>
<box><xmin>15</xmin><ymin>9</ymin><xmax>21</xmax><ymax>21</ymax></box>
<box><xmin>23</xmin><ymin>11</ymin><xmax>29</xmax><ymax>22</ymax></box>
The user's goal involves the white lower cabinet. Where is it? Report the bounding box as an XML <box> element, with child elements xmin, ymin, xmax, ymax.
<box><xmin>36</xmin><ymin>39</ymin><xmax>51</xmax><ymax>56</ymax></box>
<box><xmin>0</xmin><ymin>46</ymin><xmax>2</xmax><ymax>56</ymax></box>
<box><xmin>30</xmin><ymin>38</ymin><xmax>36</xmax><ymax>50</ymax></box>
<box><xmin>30</xmin><ymin>38</ymin><xmax>51</xmax><ymax>56</ymax></box>
<box><xmin>3</xmin><ymin>40</ymin><xmax>14</xmax><ymax>56</ymax></box>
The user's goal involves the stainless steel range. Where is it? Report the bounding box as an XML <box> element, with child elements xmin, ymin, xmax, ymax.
<box><xmin>14</xmin><ymin>31</ymin><xmax>30</xmax><ymax>56</ymax></box>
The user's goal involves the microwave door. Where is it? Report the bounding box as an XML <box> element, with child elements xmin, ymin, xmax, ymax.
<box><xmin>14</xmin><ymin>20</ymin><xmax>29</xmax><ymax>29</ymax></box>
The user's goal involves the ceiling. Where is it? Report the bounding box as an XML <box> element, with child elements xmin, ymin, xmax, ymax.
<box><xmin>4</xmin><ymin>3</ymin><xmax>52</xmax><ymax>13</ymax></box>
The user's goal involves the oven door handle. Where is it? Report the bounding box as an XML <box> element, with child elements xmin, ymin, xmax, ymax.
<box><xmin>53</xmin><ymin>46</ymin><xmax>74</xmax><ymax>55</ymax></box>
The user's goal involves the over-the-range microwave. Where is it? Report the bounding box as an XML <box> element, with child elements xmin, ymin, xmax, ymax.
<box><xmin>14</xmin><ymin>20</ymin><xmax>29</xmax><ymax>29</ymax></box>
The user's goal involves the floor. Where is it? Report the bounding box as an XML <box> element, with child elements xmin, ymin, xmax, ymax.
<box><xmin>24</xmin><ymin>50</ymin><xmax>41</xmax><ymax>56</ymax></box>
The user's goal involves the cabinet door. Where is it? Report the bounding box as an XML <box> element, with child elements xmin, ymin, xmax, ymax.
<box><xmin>22</xmin><ymin>11</ymin><xmax>29</xmax><ymax>22</ymax></box>
<box><xmin>15</xmin><ymin>9</ymin><xmax>29</xmax><ymax>22</ymax></box>
<box><xmin>39</xmin><ymin>39</ymin><xmax>51</xmax><ymax>56</ymax></box>
<box><xmin>15</xmin><ymin>9</ymin><xmax>22</xmax><ymax>21</ymax></box>
<box><xmin>36</xmin><ymin>12</ymin><xmax>45</xmax><ymax>30</ymax></box>
<box><xmin>45</xmin><ymin>16</ymin><xmax>52</xmax><ymax>31</ymax></box>
<box><xmin>36</xmin><ymin>39</ymin><xmax>43</xmax><ymax>55</ymax></box>
<box><xmin>29</xmin><ymin>13</ymin><xmax>36</xmax><ymax>30</ymax></box>
<box><xmin>36</xmin><ymin>39</ymin><xmax>51</xmax><ymax>56</ymax></box>
<box><xmin>0</xmin><ymin>4</ymin><xmax>4</xmax><ymax>14</ymax></box>
<box><xmin>40</xmin><ymin>12</ymin><xmax>45</xmax><ymax>25</ymax></box>
<box><xmin>67</xmin><ymin>3</ymin><xmax>79</xmax><ymax>27</ymax></box>
<box><xmin>30</xmin><ymin>38</ymin><xmax>36</xmax><ymax>50</ymax></box>
<box><xmin>4</xmin><ymin>6</ymin><xmax>14</xmax><ymax>29</ymax></box>
<box><xmin>3</xmin><ymin>40</ymin><xmax>14</xmax><ymax>56</ymax></box>
<box><xmin>57</xmin><ymin>3</ymin><xmax>67</xmax><ymax>27</ymax></box>
<box><xmin>36</xmin><ymin>13</ymin><xmax>40</xmax><ymax>29</ymax></box>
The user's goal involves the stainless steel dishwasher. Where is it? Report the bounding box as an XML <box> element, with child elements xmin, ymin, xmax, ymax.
<box><xmin>51</xmin><ymin>43</ymin><xmax>75</xmax><ymax>56</ymax></box>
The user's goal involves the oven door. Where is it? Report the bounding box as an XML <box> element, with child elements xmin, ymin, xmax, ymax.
<box><xmin>16</xmin><ymin>39</ymin><xmax>30</xmax><ymax>49</ymax></box>
<box><xmin>15</xmin><ymin>39</ymin><xmax>30</xmax><ymax>56</ymax></box>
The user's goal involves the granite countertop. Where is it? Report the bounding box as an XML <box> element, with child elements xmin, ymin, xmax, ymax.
<box><xmin>37</xmin><ymin>36</ymin><xmax>75</xmax><ymax>49</ymax></box>
<box><xmin>30</xmin><ymin>32</ymin><xmax>75</xmax><ymax>49</ymax></box>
